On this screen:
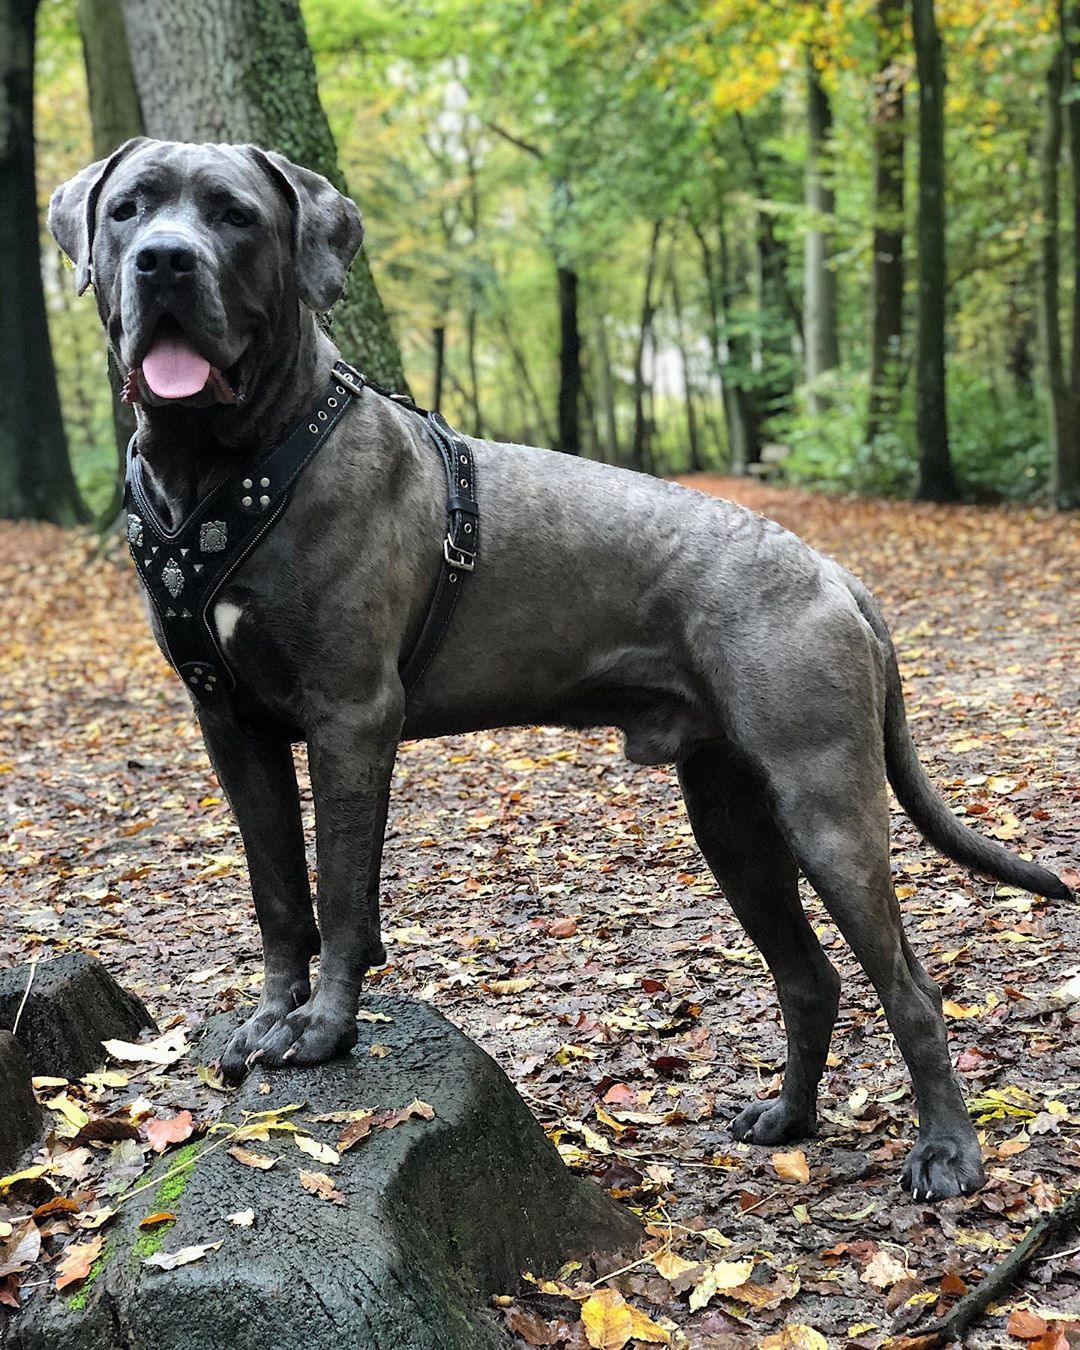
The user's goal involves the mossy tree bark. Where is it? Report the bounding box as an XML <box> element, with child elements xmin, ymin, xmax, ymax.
<box><xmin>912</xmin><ymin>0</ymin><xmax>960</xmax><ymax>501</ymax></box>
<box><xmin>117</xmin><ymin>0</ymin><xmax>408</xmax><ymax>393</ymax></box>
<box><xmin>0</xmin><ymin>0</ymin><xmax>87</xmax><ymax>524</ymax></box>
<box><xmin>866</xmin><ymin>0</ymin><xmax>907</xmax><ymax>446</ymax></box>
<box><xmin>75</xmin><ymin>0</ymin><xmax>143</xmax><ymax>521</ymax></box>
<box><xmin>803</xmin><ymin>48</ymin><xmax>840</xmax><ymax>411</ymax></box>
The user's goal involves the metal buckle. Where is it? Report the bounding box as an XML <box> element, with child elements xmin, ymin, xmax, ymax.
<box><xmin>443</xmin><ymin>534</ymin><xmax>476</xmax><ymax>571</ymax></box>
<box><xmin>333</xmin><ymin>362</ymin><xmax>365</xmax><ymax>397</ymax></box>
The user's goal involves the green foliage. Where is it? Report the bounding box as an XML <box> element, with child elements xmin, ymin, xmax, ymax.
<box><xmin>28</xmin><ymin>0</ymin><xmax>1072</xmax><ymax>505</ymax></box>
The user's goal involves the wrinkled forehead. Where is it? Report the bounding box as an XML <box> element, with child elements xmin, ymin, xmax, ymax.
<box><xmin>102</xmin><ymin>141</ymin><xmax>286</xmax><ymax>222</ymax></box>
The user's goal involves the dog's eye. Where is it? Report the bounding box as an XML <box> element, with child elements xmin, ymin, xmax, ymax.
<box><xmin>223</xmin><ymin>208</ymin><xmax>252</xmax><ymax>228</ymax></box>
<box><xmin>111</xmin><ymin>200</ymin><xmax>137</xmax><ymax>222</ymax></box>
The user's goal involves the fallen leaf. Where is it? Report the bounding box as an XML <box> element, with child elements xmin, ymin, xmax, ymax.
<box><xmin>145</xmin><ymin>1110</ymin><xmax>194</xmax><ymax>1153</ymax></box>
<box><xmin>688</xmin><ymin>1259</ymin><xmax>755</xmax><ymax>1312</ymax></box>
<box><xmin>102</xmin><ymin>1027</ymin><xmax>189</xmax><ymax>1067</ymax></box>
<box><xmin>299</xmin><ymin>1170</ymin><xmax>346</xmax><ymax>1205</ymax></box>
<box><xmin>505</xmin><ymin>1303</ymin><xmax>558</xmax><ymax>1345</ymax></box>
<box><xmin>226</xmin><ymin>1209</ymin><xmax>255</xmax><ymax>1228</ymax></box>
<box><xmin>144</xmin><ymin>1240</ymin><xmax>222</xmax><ymax>1270</ymax></box>
<box><xmin>1007</xmin><ymin>1310</ymin><xmax>1050</xmax><ymax>1340</ymax></box>
<box><xmin>294</xmin><ymin>1133</ymin><xmax>340</xmax><ymax>1165</ymax></box>
<box><xmin>227</xmin><ymin>1145</ymin><xmax>278</xmax><ymax>1170</ymax></box>
<box><xmin>651</xmin><ymin>1249</ymin><xmax>699</xmax><ymax>1281</ymax></box>
<box><xmin>138</xmin><ymin>1212</ymin><xmax>176</xmax><ymax>1229</ymax></box>
<box><xmin>54</xmin><ymin>1233</ymin><xmax>105</xmax><ymax>1290</ymax></box>
<box><xmin>759</xmin><ymin>1328</ymin><xmax>829</xmax><ymax>1350</ymax></box>
<box><xmin>580</xmin><ymin>1288</ymin><xmax>634</xmax><ymax>1349</ymax></box>
<box><xmin>861</xmin><ymin>1248</ymin><xmax>910</xmax><ymax>1289</ymax></box>
<box><xmin>772</xmin><ymin>1149</ymin><xmax>810</xmax><ymax>1183</ymax></box>
<box><xmin>0</xmin><ymin>1220</ymin><xmax>41</xmax><ymax>1280</ymax></box>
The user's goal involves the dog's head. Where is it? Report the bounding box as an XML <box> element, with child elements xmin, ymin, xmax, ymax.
<box><xmin>49</xmin><ymin>139</ymin><xmax>363</xmax><ymax>408</ymax></box>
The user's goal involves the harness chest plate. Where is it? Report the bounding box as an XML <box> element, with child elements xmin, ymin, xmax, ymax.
<box><xmin>123</xmin><ymin>360</ymin><xmax>479</xmax><ymax>740</ymax></box>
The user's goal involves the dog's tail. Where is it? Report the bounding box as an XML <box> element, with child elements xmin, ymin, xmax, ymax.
<box><xmin>847</xmin><ymin>577</ymin><xmax>1071</xmax><ymax>900</ymax></box>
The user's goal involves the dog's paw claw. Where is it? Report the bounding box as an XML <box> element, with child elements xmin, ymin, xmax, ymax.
<box><xmin>901</xmin><ymin>1132</ymin><xmax>985</xmax><ymax>1201</ymax></box>
<box><xmin>731</xmin><ymin>1097</ymin><xmax>816</xmax><ymax>1145</ymax></box>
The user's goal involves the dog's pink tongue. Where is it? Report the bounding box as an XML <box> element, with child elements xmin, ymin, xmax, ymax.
<box><xmin>141</xmin><ymin>332</ymin><xmax>211</xmax><ymax>399</ymax></box>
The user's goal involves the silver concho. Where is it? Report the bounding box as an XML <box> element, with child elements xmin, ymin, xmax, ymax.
<box><xmin>127</xmin><ymin>514</ymin><xmax>143</xmax><ymax>547</ymax></box>
<box><xmin>199</xmin><ymin>520</ymin><xmax>227</xmax><ymax>554</ymax></box>
<box><xmin>161</xmin><ymin>558</ymin><xmax>184</xmax><ymax>598</ymax></box>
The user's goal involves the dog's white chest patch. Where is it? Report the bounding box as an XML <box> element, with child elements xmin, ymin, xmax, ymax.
<box><xmin>214</xmin><ymin>599</ymin><xmax>244</xmax><ymax>646</ymax></box>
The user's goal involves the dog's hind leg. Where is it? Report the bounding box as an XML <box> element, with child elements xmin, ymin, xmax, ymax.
<box><xmin>678</xmin><ymin>747</ymin><xmax>841</xmax><ymax>1144</ymax></box>
<box><xmin>754</xmin><ymin>709</ymin><xmax>986</xmax><ymax>1199</ymax></box>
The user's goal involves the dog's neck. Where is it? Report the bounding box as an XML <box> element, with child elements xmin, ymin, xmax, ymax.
<box><xmin>130</xmin><ymin>310</ymin><xmax>337</xmax><ymax>531</ymax></box>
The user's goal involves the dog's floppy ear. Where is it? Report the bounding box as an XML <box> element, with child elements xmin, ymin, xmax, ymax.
<box><xmin>245</xmin><ymin>147</ymin><xmax>364</xmax><ymax>313</ymax></box>
<box><xmin>48</xmin><ymin>138</ymin><xmax>149</xmax><ymax>295</ymax></box>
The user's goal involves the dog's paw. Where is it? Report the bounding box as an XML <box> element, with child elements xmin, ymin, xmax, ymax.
<box><xmin>242</xmin><ymin>998</ymin><xmax>358</xmax><ymax>1071</ymax></box>
<box><xmin>219</xmin><ymin>984</ymin><xmax>310</xmax><ymax>1083</ymax></box>
<box><xmin>901</xmin><ymin>1131</ymin><xmax>985</xmax><ymax>1202</ymax></box>
<box><xmin>730</xmin><ymin>1096</ymin><xmax>816</xmax><ymax>1145</ymax></box>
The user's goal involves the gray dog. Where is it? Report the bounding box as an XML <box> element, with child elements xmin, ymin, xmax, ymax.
<box><xmin>50</xmin><ymin>139</ymin><xmax>1069</xmax><ymax>1201</ymax></box>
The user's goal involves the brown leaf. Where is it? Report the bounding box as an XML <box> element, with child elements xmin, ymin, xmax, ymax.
<box><xmin>505</xmin><ymin>1304</ymin><xmax>558</xmax><ymax>1345</ymax></box>
<box><xmin>299</xmin><ymin>1170</ymin><xmax>346</xmax><ymax>1205</ymax></box>
<box><xmin>54</xmin><ymin>1233</ymin><xmax>105</xmax><ymax>1290</ymax></box>
<box><xmin>1007</xmin><ymin>1310</ymin><xmax>1050</xmax><ymax>1341</ymax></box>
<box><xmin>138</xmin><ymin>1212</ymin><xmax>176</xmax><ymax>1229</ymax></box>
<box><xmin>0</xmin><ymin>1220</ymin><xmax>41</xmax><ymax>1280</ymax></box>
<box><xmin>771</xmin><ymin>1149</ymin><xmax>810</xmax><ymax>1183</ymax></box>
<box><xmin>227</xmin><ymin>1144</ymin><xmax>277</xmax><ymax>1170</ymax></box>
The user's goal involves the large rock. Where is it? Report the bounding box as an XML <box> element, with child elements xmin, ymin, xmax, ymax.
<box><xmin>0</xmin><ymin>1034</ymin><xmax>42</xmax><ymax>1172</ymax></box>
<box><xmin>4</xmin><ymin>996</ymin><xmax>639</xmax><ymax>1350</ymax></box>
<box><xmin>0</xmin><ymin>956</ymin><xmax>155</xmax><ymax>1079</ymax></box>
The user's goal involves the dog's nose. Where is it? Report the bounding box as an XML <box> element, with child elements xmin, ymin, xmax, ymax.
<box><xmin>134</xmin><ymin>235</ymin><xmax>197</xmax><ymax>285</ymax></box>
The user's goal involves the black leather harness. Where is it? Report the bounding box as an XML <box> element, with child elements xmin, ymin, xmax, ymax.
<box><xmin>123</xmin><ymin>360</ymin><xmax>479</xmax><ymax>742</ymax></box>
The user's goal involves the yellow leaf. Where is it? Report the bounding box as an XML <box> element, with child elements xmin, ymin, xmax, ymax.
<box><xmin>627</xmin><ymin>1305</ymin><xmax>671</xmax><ymax>1344</ymax></box>
<box><xmin>760</xmin><ymin>1327</ymin><xmax>829</xmax><ymax>1350</ymax></box>
<box><xmin>651</xmin><ymin>1250</ymin><xmax>699</xmax><ymax>1280</ymax></box>
<box><xmin>689</xmin><ymin>1259</ymin><xmax>755</xmax><ymax>1311</ymax></box>
<box><xmin>942</xmin><ymin>999</ymin><xmax>983</xmax><ymax>1019</ymax></box>
<box><xmin>581</xmin><ymin>1288</ymin><xmax>634</xmax><ymax>1349</ymax></box>
<box><xmin>772</xmin><ymin>1149</ymin><xmax>810</xmax><ymax>1183</ymax></box>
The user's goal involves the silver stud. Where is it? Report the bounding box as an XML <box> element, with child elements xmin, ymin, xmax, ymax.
<box><xmin>188</xmin><ymin>676</ymin><xmax>198</xmax><ymax>685</ymax></box>
<box><xmin>260</xmin><ymin>477</ymin><xmax>270</xmax><ymax>488</ymax></box>
<box><xmin>193</xmin><ymin>563</ymin><xmax>204</xmax><ymax>574</ymax></box>
<box><xmin>241</xmin><ymin>496</ymin><xmax>252</xmax><ymax>507</ymax></box>
<box><xmin>449</xmin><ymin>573</ymin><xmax>458</xmax><ymax>583</ymax></box>
<box><xmin>335</xmin><ymin>385</ymin><xmax>344</xmax><ymax>395</ymax></box>
<box><xmin>165</xmin><ymin>608</ymin><xmax>176</xmax><ymax>617</ymax></box>
<box><xmin>179</xmin><ymin>548</ymin><xmax>189</xmax><ymax>558</ymax></box>
<box><xmin>460</xmin><ymin>478</ymin><xmax>468</xmax><ymax>487</ymax></box>
<box><xmin>242</xmin><ymin>478</ymin><xmax>253</xmax><ymax>490</ymax></box>
<box><xmin>328</xmin><ymin>397</ymin><xmax>338</xmax><ymax>407</ymax></box>
<box><xmin>460</xmin><ymin>456</ymin><xmax>468</xmax><ymax>466</ymax></box>
<box><xmin>259</xmin><ymin>495</ymin><xmax>270</xmax><ymax>507</ymax></box>
<box><xmin>161</xmin><ymin>558</ymin><xmax>184</xmax><ymax>598</ymax></box>
<box><xmin>150</xmin><ymin>545</ymin><xmax>159</xmax><ymax>554</ymax></box>
<box><xmin>318</xmin><ymin>410</ymin><xmax>327</xmax><ymax>420</ymax></box>
<box><xmin>309</xmin><ymin>423</ymin><xmax>318</xmax><ymax>434</ymax></box>
<box><xmin>127</xmin><ymin>515</ymin><xmax>143</xmax><ymax>546</ymax></box>
<box><xmin>464</xmin><ymin>523</ymin><xmax>473</xmax><ymax>534</ymax></box>
<box><xmin>200</xmin><ymin>521</ymin><xmax>227</xmax><ymax>553</ymax></box>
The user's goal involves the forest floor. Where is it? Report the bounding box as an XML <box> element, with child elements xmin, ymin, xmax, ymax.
<box><xmin>1</xmin><ymin>478</ymin><xmax>1078</xmax><ymax>1348</ymax></box>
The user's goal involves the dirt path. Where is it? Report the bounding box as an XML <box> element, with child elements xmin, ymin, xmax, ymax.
<box><xmin>1</xmin><ymin>480</ymin><xmax>1077</xmax><ymax>1345</ymax></box>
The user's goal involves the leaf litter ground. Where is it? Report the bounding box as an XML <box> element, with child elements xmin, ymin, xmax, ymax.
<box><xmin>0</xmin><ymin>478</ymin><xmax>1077</xmax><ymax>1347</ymax></box>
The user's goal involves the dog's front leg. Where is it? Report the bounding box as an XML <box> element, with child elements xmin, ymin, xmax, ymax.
<box><xmin>239</xmin><ymin>690</ymin><xmax>400</xmax><ymax>1071</ymax></box>
<box><xmin>197</xmin><ymin>715</ymin><xmax>321</xmax><ymax>1082</ymax></box>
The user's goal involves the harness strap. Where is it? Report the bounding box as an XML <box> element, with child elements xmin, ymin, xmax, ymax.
<box><xmin>123</xmin><ymin>359</ymin><xmax>479</xmax><ymax>740</ymax></box>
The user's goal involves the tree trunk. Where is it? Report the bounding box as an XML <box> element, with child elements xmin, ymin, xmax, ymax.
<box><xmin>556</xmin><ymin>265</ymin><xmax>582</xmax><ymax>454</ymax></box>
<box><xmin>118</xmin><ymin>0</ymin><xmax>408</xmax><ymax>393</ymax></box>
<box><xmin>465</xmin><ymin>307</ymin><xmax>482</xmax><ymax>436</ymax></box>
<box><xmin>0</xmin><ymin>0</ymin><xmax>86</xmax><ymax>524</ymax></box>
<box><xmin>912</xmin><ymin>0</ymin><xmax>960</xmax><ymax>500</ymax></box>
<box><xmin>594</xmin><ymin>316</ymin><xmax>620</xmax><ymax>463</ymax></box>
<box><xmin>76</xmin><ymin>0</ymin><xmax>143</xmax><ymax>522</ymax></box>
<box><xmin>866</xmin><ymin>0</ymin><xmax>907</xmax><ymax>444</ymax></box>
<box><xmin>693</xmin><ymin>220</ymin><xmax>757</xmax><ymax>474</ymax></box>
<box><xmin>431</xmin><ymin>323</ymin><xmax>446</xmax><ymax>411</ymax></box>
<box><xmin>1057</xmin><ymin>0</ymin><xmax>1080</xmax><ymax>504</ymax></box>
<box><xmin>668</xmin><ymin>254</ymin><xmax>703</xmax><ymax>472</ymax></box>
<box><xmin>804</xmin><ymin>49</ymin><xmax>840</xmax><ymax>407</ymax></box>
<box><xmin>631</xmin><ymin>222</ymin><xmax>663</xmax><ymax>473</ymax></box>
